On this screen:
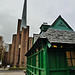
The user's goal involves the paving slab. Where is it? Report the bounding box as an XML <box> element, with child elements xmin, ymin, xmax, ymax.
<box><xmin>0</xmin><ymin>71</ymin><xmax>25</xmax><ymax>75</ymax></box>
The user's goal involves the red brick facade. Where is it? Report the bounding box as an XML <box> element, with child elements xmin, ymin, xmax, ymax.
<box><xmin>19</xmin><ymin>27</ymin><xmax>29</xmax><ymax>67</ymax></box>
<box><xmin>8</xmin><ymin>44</ymin><xmax>12</xmax><ymax>64</ymax></box>
<box><xmin>10</xmin><ymin>34</ymin><xmax>16</xmax><ymax>66</ymax></box>
<box><xmin>28</xmin><ymin>37</ymin><xmax>33</xmax><ymax>50</ymax></box>
<box><xmin>13</xmin><ymin>19</ymin><xmax>21</xmax><ymax>67</ymax></box>
<box><xmin>8</xmin><ymin>19</ymin><xmax>31</xmax><ymax>67</ymax></box>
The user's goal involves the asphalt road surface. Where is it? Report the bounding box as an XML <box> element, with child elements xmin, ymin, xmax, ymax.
<box><xmin>0</xmin><ymin>71</ymin><xmax>25</xmax><ymax>75</ymax></box>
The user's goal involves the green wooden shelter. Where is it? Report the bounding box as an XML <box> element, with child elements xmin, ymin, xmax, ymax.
<box><xmin>25</xmin><ymin>16</ymin><xmax>75</xmax><ymax>75</ymax></box>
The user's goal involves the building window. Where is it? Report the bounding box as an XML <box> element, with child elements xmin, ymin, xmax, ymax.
<box><xmin>66</xmin><ymin>51</ymin><xmax>75</xmax><ymax>66</ymax></box>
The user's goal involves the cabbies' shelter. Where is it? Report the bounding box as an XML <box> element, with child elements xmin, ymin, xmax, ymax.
<box><xmin>25</xmin><ymin>16</ymin><xmax>75</xmax><ymax>75</ymax></box>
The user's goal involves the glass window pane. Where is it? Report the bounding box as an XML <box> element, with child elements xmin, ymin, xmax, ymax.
<box><xmin>67</xmin><ymin>59</ymin><xmax>72</xmax><ymax>66</ymax></box>
<box><xmin>36</xmin><ymin>55</ymin><xmax>38</xmax><ymax>67</ymax></box>
<box><xmin>71</xmin><ymin>51</ymin><xmax>75</xmax><ymax>58</ymax></box>
<box><xmin>66</xmin><ymin>51</ymin><xmax>71</xmax><ymax>58</ymax></box>
<box><xmin>31</xmin><ymin>58</ymin><xmax>32</xmax><ymax>65</ymax></box>
<box><xmin>36</xmin><ymin>49</ymin><xmax>38</xmax><ymax>52</ymax></box>
<box><xmin>72</xmin><ymin>59</ymin><xmax>75</xmax><ymax>66</ymax></box>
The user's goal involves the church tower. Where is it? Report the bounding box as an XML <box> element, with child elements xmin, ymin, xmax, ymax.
<box><xmin>8</xmin><ymin>0</ymin><xmax>33</xmax><ymax>67</ymax></box>
<box><xmin>13</xmin><ymin>0</ymin><xmax>29</xmax><ymax>67</ymax></box>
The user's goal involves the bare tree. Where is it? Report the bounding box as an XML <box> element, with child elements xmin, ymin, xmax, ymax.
<box><xmin>0</xmin><ymin>36</ymin><xmax>5</xmax><ymax>63</ymax></box>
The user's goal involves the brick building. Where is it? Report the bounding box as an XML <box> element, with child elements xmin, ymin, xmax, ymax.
<box><xmin>8</xmin><ymin>0</ymin><xmax>33</xmax><ymax>67</ymax></box>
<box><xmin>8</xmin><ymin>20</ymin><xmax>33</xmax><ymax>67</ymax></box>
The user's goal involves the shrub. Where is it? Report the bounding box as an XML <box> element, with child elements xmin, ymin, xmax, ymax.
<box><xmin>9</xmin><ymin>67</ymin><xmax>26</xmax><ymax>70</ymax></box>
<box><xmin>0</xmin><ymin>65</ymin><xmax>2</xmax><ymax>68</ymax></box>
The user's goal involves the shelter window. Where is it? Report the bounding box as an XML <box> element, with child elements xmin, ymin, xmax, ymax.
<box><xmin>36</xmin><ymin>54</ymin><xmax>38</xmax><ymax>67</ymax></box>
<box><xmin>66</xmin><ymin>51</ymin><xmax>75</xmax><ymax>66</ymax></box>
<box><xmin>36</xmin><ymin>49</ymin><xmax>39</xmax><ymax>67</ymax></box>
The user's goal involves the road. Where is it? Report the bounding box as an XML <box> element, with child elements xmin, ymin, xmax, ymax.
<box><xmin>0</xmin><ymin>71</ymin><xmax>25</xmax><ymax>75</ymax></box>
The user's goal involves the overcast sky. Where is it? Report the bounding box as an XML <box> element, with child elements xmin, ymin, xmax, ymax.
<box><xmin>0</xmin><ymin>0</ymin><xmax>75</xmax><ymax>43</ymax></box>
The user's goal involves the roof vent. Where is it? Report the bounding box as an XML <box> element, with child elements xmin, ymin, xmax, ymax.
<box><xmin>43</xmin><ymin>22</ymin><xmax>48</xmax><ymax>25</ymax></box>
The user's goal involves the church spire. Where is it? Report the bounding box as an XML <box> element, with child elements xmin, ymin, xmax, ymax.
<box><xmin>20</xmin><ymin>0</ymin><xmax>27</xmax><ymax>31</ymax></box>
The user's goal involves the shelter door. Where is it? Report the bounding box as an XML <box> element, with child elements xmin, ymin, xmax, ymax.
<box><xmin>48</xmin><ymin>50</ymin><xmax>68</xmax><ymax>75</ymax></box>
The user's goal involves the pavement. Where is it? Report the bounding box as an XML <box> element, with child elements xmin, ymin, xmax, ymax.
<box><xmin>0</xmin><ymin>70</ymin><xmax>25</xmax><ymax>75</ymax></box>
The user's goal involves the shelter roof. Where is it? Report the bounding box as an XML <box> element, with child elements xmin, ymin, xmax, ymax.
<box><xmin>40</xmin><ymin>28</ymin><xmax>75</xmax><ymax>44</ymax></box>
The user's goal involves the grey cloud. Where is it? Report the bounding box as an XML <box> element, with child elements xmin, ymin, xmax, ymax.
<box><xmin>0</xmin><ymin>0</ymin><xmax>75</xmax><ymax>43</ymax></box>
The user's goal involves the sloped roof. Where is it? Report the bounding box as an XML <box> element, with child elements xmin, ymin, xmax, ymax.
<box><xmin>26</xmin><ymin>28</ymin><xmax>75</xmax><ymax>56</ymax></box>
<box><xmin>40</xmin><ymin>28</ymin><xmax>75</xmax><ymax>44</ymax></box>
<box><xmin>50</xmin><ymin>15</ymin><xmax>73</xmax><ymax>31</ymax></box>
